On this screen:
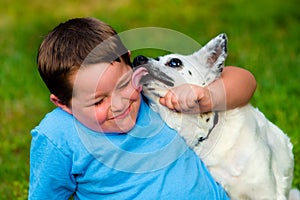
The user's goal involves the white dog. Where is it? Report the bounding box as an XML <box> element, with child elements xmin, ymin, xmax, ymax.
<box><xmin>132</xmin><ymin>34</ymin><xmax>298</xmax><ymax>200</ymax></box>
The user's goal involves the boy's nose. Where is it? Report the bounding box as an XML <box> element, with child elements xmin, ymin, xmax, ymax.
<box><xmin>110</xmin><ymin>85</ymin><xmax>137</xmax><ymax>112</ymax></box>
<box><xmin>132</xmin><ymin>55</ymin><xmax>148</xmax><ymax>67</ymax></box>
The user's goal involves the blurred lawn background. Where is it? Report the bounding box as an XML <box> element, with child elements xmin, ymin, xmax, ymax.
<box><xmin>0</xmin><ymin>0</ymin><xmax>299</xmax><ymax>199</ymax></box>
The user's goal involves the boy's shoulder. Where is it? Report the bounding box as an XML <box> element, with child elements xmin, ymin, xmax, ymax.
<box><xmin>32</xmin><ymin>108</ymin><xmax>77</xmax><ymax>143</ymax></box>
<box><xmin>36</xmin><ymin>108</ymin><xmax>74</xmax><ymax>130</ymax></box>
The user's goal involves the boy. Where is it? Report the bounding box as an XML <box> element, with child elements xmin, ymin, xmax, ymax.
<box><xmin>29</xmin><ymin>17</ymin><xmax>256</xmax><ymax>199</ymax></box>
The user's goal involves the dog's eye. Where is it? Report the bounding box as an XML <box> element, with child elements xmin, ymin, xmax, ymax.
<box><xmin>167</xmin><ymin>58</ymin><xmax>182</xmax><ymax>68</ymax></box>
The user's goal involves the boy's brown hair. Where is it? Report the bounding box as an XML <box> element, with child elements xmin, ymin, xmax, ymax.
<box><xmin>37</xmin><ymin>17</ymin><xmax>131</xmax><ymax>107</ymax></box>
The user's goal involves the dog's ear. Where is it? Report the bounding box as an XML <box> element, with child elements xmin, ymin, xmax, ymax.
<box><xmin>195</xmin><ymin>33</ymin><xmax>228</xmax><ymax>75</ymax></box>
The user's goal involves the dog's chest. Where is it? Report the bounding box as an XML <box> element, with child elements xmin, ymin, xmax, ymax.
<box><xmin>150</xmin><ymin>102</ymin><xmax>217</xmax><ymax>149</ymax></box>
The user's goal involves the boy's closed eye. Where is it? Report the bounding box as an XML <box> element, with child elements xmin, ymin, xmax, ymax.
<box><xmin>117</xmin><ymin>79</ymin><xmax>130</xmax><ymax>89</ymax></box>
<box><xmin>94</xmin><ymin>98</ymin><xmax>104</xmax><ymax>106</ymax></box>
<box><xmin>116</xmin><ymin>74</ymin><xmax>131</xmax><ymax>90</ymax></box>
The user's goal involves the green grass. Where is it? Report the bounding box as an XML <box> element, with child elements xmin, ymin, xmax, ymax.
<box><xmin>0</xmin><ymin>0</ymin><xmax>299</xmax><ymax>198</ymax></box>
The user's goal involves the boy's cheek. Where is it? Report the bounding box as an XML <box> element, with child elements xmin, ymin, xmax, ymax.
<box><xmin>94</xmin><ymin>108</ymin><xmax>109</xmax><ymax>125</ymax></box>
<box><xmin>76</xmin><ymin>113</ymin><xmax>107</xmax><ymax>132</ymax></box>
<box><xmin>71</xmin><ymin>106</ymin><xmax>106</xmax><ymax>128</ymax></box>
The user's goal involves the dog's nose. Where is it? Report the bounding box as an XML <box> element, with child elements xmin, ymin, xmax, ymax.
<box><xmin>133</xmin><ymin>55</ymin><xmax>148</xmax><ymax>67</ymax></box>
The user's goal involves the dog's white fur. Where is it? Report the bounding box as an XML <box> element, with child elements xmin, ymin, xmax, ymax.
<box><xmin>132</xmin><ymin>34</ymin><xmax>297</xmax><ymax>200</ymax></box>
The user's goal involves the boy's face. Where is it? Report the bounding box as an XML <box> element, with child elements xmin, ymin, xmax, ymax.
<box><xmin>70</xmin><ymin>61</ymin><xmax>141</xmax><ymax>133</ymax></box>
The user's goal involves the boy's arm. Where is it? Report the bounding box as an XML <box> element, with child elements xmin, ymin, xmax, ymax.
<box><xmin>209</xmin><ymin>66</ymin><xmax>256</xmax><ymax>111</ymax></box>
<box><xmin>159</xmin><ymin>66</ymin><xmax>256</xmax><ymax>113</ymax></box>
<box><xmin>29</xmin><ymin>130</ymin><xmax>76</xmax><ymax>199</ymax></box>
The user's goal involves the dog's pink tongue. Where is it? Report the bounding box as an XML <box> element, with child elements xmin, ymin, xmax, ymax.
<box><xmin>132</xmin><ymin>67</ymin><xmax>148</xmax><ymax>91</ymax></box>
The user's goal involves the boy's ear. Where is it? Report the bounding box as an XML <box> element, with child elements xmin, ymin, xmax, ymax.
<box><xmin>128</xmin><ymin>50</ymin><xmax>131</xmax><ymax>57</ymax></box>
<box><xmin>50</xmin><ymin>94</ymin><xmax>72</xmax><ymax>114</ymax></box>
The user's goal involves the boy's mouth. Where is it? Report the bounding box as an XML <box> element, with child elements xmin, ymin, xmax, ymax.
<box><xmin>109</xmin><ymin>103</ymin><xmax>132</xmax><ymax>120</ymax></box>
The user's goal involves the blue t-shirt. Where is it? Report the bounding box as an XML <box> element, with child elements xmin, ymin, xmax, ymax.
<box><xmin>29</xmin><ymin>97</ymin><xmax>229</xmax><ymax>200</ymax></box>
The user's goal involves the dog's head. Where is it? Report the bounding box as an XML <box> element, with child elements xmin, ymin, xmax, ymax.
<box><xmin>132</xmin><ymin>33</ymin><xmax>228</xmax><ymax>102</ymax></box>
